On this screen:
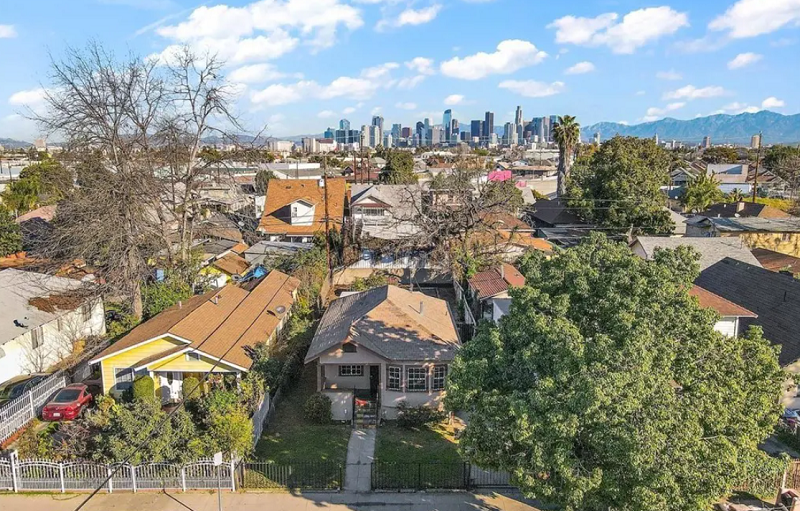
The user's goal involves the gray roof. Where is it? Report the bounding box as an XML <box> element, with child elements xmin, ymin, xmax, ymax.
<box><xmin>305</xmin><ymin>286</ymin><xmax>460</xmax><ymax>363</ymax></box>
<box><xmin>707</xmin><ymin>164</ymin><xmax>749</xmax><ymax>184</ymax></box>
<box><xmin>529</xmin><ymin>199</ymin><xmax>583</xmax><ymax>227</ymax></box>
<box><xmin>696</xmin><ymin>258</ymin><xmax>800</xmax><ymax>366</ymax></box>
<box><xmin>664</xmin><ymin>208</ymin><xmax>687</xmax><ymax>236</ymax></box>
<box><xmin>350</xmin><ymin>184</ymin><xmax>423</xmax><ymax>240</ymax></box>
<box><xmin>688</xmin><ymin>216</ymin><xmax>800</xmax><ymax>233</ymax></box>
<box><xmin>632</xmin><ymin>236</ymin><xmax>762</xmax><ymax>270</ymax></box>
<box><xmin>0</xmin><ymin>269</ymin><xmax>91</xmax><ymax>346</ymax></box>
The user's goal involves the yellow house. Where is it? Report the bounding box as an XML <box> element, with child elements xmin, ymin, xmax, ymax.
<box><xmin>90</xmin><ymin>270</ymin><xmax>300</xmax><ymax>402</ymax></box>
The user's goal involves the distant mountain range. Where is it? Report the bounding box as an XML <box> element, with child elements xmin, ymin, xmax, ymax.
<box><xmin>0</xmin><ymin>138</ymin><xmax>32</xmax><ymax>149</ymax></box>
<box><xmin>582</xmin><ymin>111</ymin><xmax>800</xmax><ymax>145</ymax></box>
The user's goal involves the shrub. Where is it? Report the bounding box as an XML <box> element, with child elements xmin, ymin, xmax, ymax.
<box><xmin>304</xmin><ymin>392</ymin><xmax>332</xmax><ymax>424</ymax></box>
<box><xmin>396</xmin><ymin>402</ymin><xmax>446</xmax><ymax>429</ymax></box>
<box><xmin>132</xmin><ymin>375</ymin><xmax>155</xmax><ymax>402</ymax></box>
<box><xmin>16</xmin><ymin>420</ymin><xmax>55</xmax><ymax>458</ymax></box>
<box><xmin>182</xmin><ymin>375</ymin><xmax>203</xmax><ymax>401</ymax></box>
<box><xmin>253</xmin><ymin>356</ymin><xmax>285</xmax><ymax>394</ymax></box>
<box><xmin>141</xmin><ymin>277</ymin><xmax>193</xmax><ymax>319</ymax></box>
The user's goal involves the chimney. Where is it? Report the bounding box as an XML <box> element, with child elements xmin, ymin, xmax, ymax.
<box><xmin>419</xmin><ymin>301</ymin><xmax>424</xmax><ymax>316</ymax></box>
<box><xmin>178</xmin><ymin>300</ymin><xmax>182</xmax><ymax>309</ymax></box>
<box><xmin>736</xmin><ymin>201</ymin><xmax>746</xmax><ymax>213</ymax></box>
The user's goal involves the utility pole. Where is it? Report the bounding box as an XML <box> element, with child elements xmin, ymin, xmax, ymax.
<box><xmin>323</xmin><ymin>156</ymin><xmax>333</xmax><ymax>288</ymax></box>
<box><xmin>752</xmin><ymin>130</ymin><xmax>763</xmax><ymax>203</ymax></box>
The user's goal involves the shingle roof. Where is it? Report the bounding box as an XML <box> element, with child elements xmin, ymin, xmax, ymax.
<box><xmin>696</xmin><ymin>258</ymin><xmax>800</xmax><ymax>366</ymax></box>
<box><xmin>632</xmin><ymin>236</ymin><xmax>762</xmax><ymax>270</ymax></box>
<box><xmin>751</xmin><ymin>248</ymin><xmax>800</xmax><ymax>274</ymax></box>
<box><xmin>305</xmin><ymin>286</ymin><xmax>460</xmax><ymax>363</ymax></box>
<box><xmin>92</xmin><ymin>270</ymin><xmax>301</xmax><ymax>370</ymax></box>
<box><xmin>258</xmin><ymin>178</ymin><xmax>346</xmax><ymax>235</ymax></box>
<box><xmin>689</xmin><ymin>285</ymin><xmax>756</xmax><ymax>318</ymax></box>
<box><xmin>690</xmin><ymin>216</ymin><xmax>800</xmax><ymax>233</ymax></box>
<box><xmin>699</xmin><ymin>202</ymin><xmax>791</xmax><ymax>219</ymax></box>
<box><xmin>468</xmin><ymin>264</ymin><xmax>525</xmax><ymax>300</ymax></box>
<box><xmin>529</xmin><ymin>199</ymin><xmax>583</xmax><ymax>226</ymax></box>
<box><xmin>212</xmin><ymin>252</ymin><xmax>250</xmax><ymax>276</ymax></box>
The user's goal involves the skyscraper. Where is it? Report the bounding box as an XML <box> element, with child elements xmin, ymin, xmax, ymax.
<box><xmin>443</xmin><ymin>109</ymin><xmax>452</xmax><ymax>144</ymax></box>
<box><xmin>471</xmin><ymin>120</ymin><xmax>483</xmax><ymax>143</ymax></box>
<box><xmin>751</xmin><ymin>133</ymin><xmax>762</xmax><ymax>149</ymax></box>
<box><xmin>339</xmin><ymin>119</ymin><xmax>350</xmax><ymax>131</ymax></box>
<box><xmin>483</xmin><ymin>111</ymin><xmax>494</xmax><ymax>144</ymax></box>
<box><xmin>415</xmin><ymin>121</ymin><xmax>425</xmax><ymax>146</ymax></box>
<box><xmin>702</xmin><ymin>136</ymin><xmax>711</xmax><ymax>149</ymax></box>
<box><xmin>372</xmin><ymin>116</ymin><xmax>384</xmax><ymax>132</ymax></box>
<box><xmin>450</xmin><ymin>119</ymin><xmax>459</xmax><ymax>144</ymax></box>
<box><xmin>401</xmin><ymin>127</ymin><xmax>412</xmax><ymax>139</ymax></box>
<box><xmin>542</xmin><ymin>117</ymin><xmax>551</xmax><ymax>144</ymax></box>
<box><xmin>515</xmin><ymin>106</ymin><xmax>523</xmax><ymax>142</ymax></box>
<box><xmin>593</xmin><ymin>132</ymin><xmax>601</xmax><ymax>145</ymax></box>
<box><xmin>504</xmin><ymin>122</ymin><xmax>518</xmax><ymax>145</ymax></box>
<box><xmin>391</xmin><ymin>123</ymin><xmax>402</xmax><ymax>140</ymax></box>
<box><xmin>549</xmin><ymin>115</ymin><xmax>558</xmax><ymax>142</ymax></box>
<box><xmin>323</xmin><ymin>127</ymin><xmax>335</xmax><ymax>139</ymax></box>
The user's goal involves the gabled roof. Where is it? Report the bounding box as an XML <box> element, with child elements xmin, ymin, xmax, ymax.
<box><xmin>688</xmin><ymin>285</ymin><xmax>756</xmax><ymax>318</ymax></box>
<box><xmin>696</xmin><ymin>258</ymin><xmax>800</xmax><ymax>366</ymax></box>
<box><xmin>529</xmin><ymin>199</ymin><xmax>583</xmax><ymax>226</ymax></box>
<box><xmin>468</xmin><ymin>263</ymin><xmax>525</xmax><ymax>300</ymax></box>
<box><xmin>699</xmin><ymin>202</ymin><xmax>791</xmax><ymax>219</ymax></box>
<box><xmin>258</xmin><ymin>178</ymin><xmax>346</xmax><ymax>235</ymax></box>
<box><xmin>687</xmin><ymin>216</ymin><xmax>800</xmax><ymax>233</ymax></box>
<box><xmin>751</xmin><ymin>248</ymin><xmax>800</xmax><ymax>274</ymax></box>
<box><xmin>631</xmin><ymin>236</ymin><xmax>761</xmax><ymax>271</ymax></box>
<box><xmin>212</xmin><ymin>252</ymin><xmax>250</xmax><ymax>276</ymax></box>
<box><xmin>305</xmin><ymin>286</ymin><xmax>460</xmax><ymax>363</ymax></box>
<box><xmin>92</xmin><ymin>270</ymin><xmax>301</xmax><ymax>370</ymax></box>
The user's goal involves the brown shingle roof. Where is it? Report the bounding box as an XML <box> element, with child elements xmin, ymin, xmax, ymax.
<box><xmin>258</xmin><ymin>178</ymin><xmax>346</xmax><ymax>235</ymax></box>
<box><xmin>212</xmin><ymin>253</ymin><xmax>250</xmax><ymax>276</ymax></box>
<box><xmin>689</xmin><ymin>285</ymin><xmax>756</xmax><ymax>318</ymax></box>
<box><xmin>468</xmin><ymin>263</ymin><xmax>526</xmax><ymax>300</ymax></box>
<box><xmin>92</xmin><ymin>270</ymin><xmax>301</xmax><ymax>370</ymax></box>
<box><xmin>751</xmin><ymin>248</ymin><xmax>800</xmax><ymax>274</ymax></box>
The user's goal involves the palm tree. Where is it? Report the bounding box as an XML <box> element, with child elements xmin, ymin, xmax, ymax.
<box><xmin>680</xmin><ymin>173</ymin><xmax>723</xmax><ymax>212</ymax></box>
<box><xmin>552</xmin><ymin>115</ymin><xmax>581</xmax><ymax>197</ymax></box>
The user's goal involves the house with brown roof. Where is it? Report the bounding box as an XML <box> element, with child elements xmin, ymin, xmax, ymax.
<box><xmin>466</xmin><ymin>263</ymin><xmax>526</xmax><ymax>323</ymax></box>
<box><xmin>698</xmin><ymin>201</ymin><xmax>791</xmax><ymax>220</ymax></box>
<box><xmin>688</xmin><ymin>284</ymin><xmax>756</xmax><ymax>338</ymax></box>
<box><xmin>90</xmin><ymin>270</ymin><xmax>300</xmax><ymax>402</ymax></box>
<box><xmin>751</xmin><ymin>247</ymin><xmax>800</xmax><ymax>275</ymax></box>
<box><xmin>257</xmin><ymin>178</ymin><xmax>346</xmax><ymax>243</ymax></box>
<box><xmin>304</xmin><ymin>285</ymin><xmax>460</xmax><ymax>424</ymax></box>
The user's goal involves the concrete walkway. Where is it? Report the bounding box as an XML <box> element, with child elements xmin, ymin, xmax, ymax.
<box><xmin>344</xmin><ymin>428</ymin><xmax>376</xmax><ymax>492</ymax></box>
<box><xmin>0</xmin><ymin>491</ymin><xmax>546</xmax><ymax>511</ymax></box>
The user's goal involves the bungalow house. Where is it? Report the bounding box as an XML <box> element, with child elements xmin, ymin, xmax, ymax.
<box><xmin>350</xmin><ymin>184</ymin><xmax>422</xmax><ymax>240</ymax></box>
<box><xmin>630</xmin><ymin>236</ymin><xmax>762</xmax><ymax>270</ymax></box>
<box><xmin>90</xmin><ymin>270</ymin><xmax>300</xmax><ymax>402</ymax></box>
<box><xmin>684</xmin><ymin>216</ymin><xmax>800</xmax><ymax>257</ymax></box>
<box><xmin>0</xmin><ymin>269</ymin><xmax>105</xmax><ymax>384</ymax></box>
<box><xmin>706</xmin><ymin>163</ymin><xmax>752</xmax><ymax>195</ymax></box>
<box><xmin>688</xmin><ymin>284</ymin><xmax>756</xmax><ymax>338</ymax></box>
<box><xmin>694</xmin><ymin>258</ymin><xmax>800</xmax><ymax>408</ymax></box>
<box><xmin>466</xmin><ymin>263</ymin><xmax>526</xmax><ymax>323</ymax></box>
<box><xmin>257</xmin><ymin>178</ymin><xmax>346</xmax><ymax>243</ymax></box>
<box><xmin>304</xmin><ymin>285</ymin><xmax>460</xmax><ymax>422</ymax></box>
<box><xmin>697</xmin><ymin>201</ymin><xmax>791</xmax><ymax>220</ymax></box>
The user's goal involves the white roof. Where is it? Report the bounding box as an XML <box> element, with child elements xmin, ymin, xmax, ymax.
<box><xmin>0</xmin><ymin>269</ymin><xmax>90</xmax><ymax>346</ymax></box>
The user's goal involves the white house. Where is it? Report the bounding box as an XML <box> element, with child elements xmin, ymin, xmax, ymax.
<box><xmin>350</xmin><ymin>184</ymin><xmax>422</xmax><ymax>240</ymax></box>
<box><xmin>706</xmin><ymin>164</ymin><xmax>752</xmax><ymax>195</ymax></box>
<box><xmin>304</xmin><ymin>285</ymin><xmax>460</xmax><ymax>423</ymax></box>
<box><xmin>0</xmin><ymin>269</ymin><xmax>105</xmax><ymax>384</ymax></box>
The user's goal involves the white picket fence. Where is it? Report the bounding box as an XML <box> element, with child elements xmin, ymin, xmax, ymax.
<box><xmin>250</xmin><ymin>391</ymin><xmax>273</xmax><ymax>446</ymax></box>
<box><xmin>0</xmin><ymin>453</ymin><xmax>235</xmax><ymax>493</ymax></box>
<box><xmin>0</xmin><ymin>372</ymin><xmax>69</xmax><ymax>444</ymax></box>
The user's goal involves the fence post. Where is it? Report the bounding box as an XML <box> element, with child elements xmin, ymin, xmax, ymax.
<box><xmin>230</xmin><ymin>459</ymin><xmax>235</xmax><ymax>491</ymax></box>
<box><xmin>131</xmin><ymin>464</ymin><xmax>137</xmax><ymax>493</ymax></box>
<box><xmin>464</xmin><ymin>463</ymin><xmax>470</xmax><ymax>491</ymax></box>
<box><xmin>10</xmin><ymin>450</ymin><xmax>18</xmax><ymax>493</ymax></box>
<box><xmin>59</xmin><ymin>462</ymin><xmax>65</xmax><ymax>493</ymax></box>
<box><xmin>181</xmin><ymin>466</ymin><xmax>186</xmax><ymax>492</ymax></box>
<box><xmin>28</xmin><ymin>391</ymin><xmax>35</xmax><ymax>417</ymax></box>
<box><xmin>417</xmin><ymin>463</ymin><xmax>422</xmax><ymax>491</ymax></box>
<box><xmin>107</xmin><ymin>466</ymin><xmax>113</xmax><ymax>493</ymax></box>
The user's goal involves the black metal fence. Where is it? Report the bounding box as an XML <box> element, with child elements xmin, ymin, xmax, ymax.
<box><xmin>371</xmin><ymin>462</ymin><xmax>514</xmax><ymax>491</ymax></box>
<box><xmin>239</xmin><ymin>461</ymin><xmax>343</xmax><ymax>491</ymax></box>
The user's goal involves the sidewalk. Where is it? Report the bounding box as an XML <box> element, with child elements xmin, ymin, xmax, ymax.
<box><xmin>344</xmin><ymin>428</ymin><xmax>376</xmax><ymax>492</ymax></box>
<box><xmin>0</xmin><ymin>490</ymin><xmax>545</xmax><ymax>511</ymax></box>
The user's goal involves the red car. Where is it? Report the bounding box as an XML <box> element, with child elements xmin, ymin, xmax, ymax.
<box><xmin>41</xmin><ymin>384</ymin><xmax>93</xmax><ymax>421</ymax></box>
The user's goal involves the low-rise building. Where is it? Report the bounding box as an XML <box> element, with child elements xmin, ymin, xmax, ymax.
<box><xmin>685</xmin><ymin>216</ymin><xmax>800</xmax><ymax>257</ymax></box>
<box><xmin>257</xmin><ymin>178</ymin><xmax>347</xmax><ymax>243</ymax></box>
<box><xmin>630</xmin><ymin>236</ymin><xmax>762</xmax><ymax>270</ymax></box>
<box><xmin>467</xmin><ymin>263</ymin><xmax>525</xmax><ymax>323</ymax></box>
<box><xmin>350</xmin><ymin>184</ymin><xmax>422</xmax><ymax>240</ymax></box>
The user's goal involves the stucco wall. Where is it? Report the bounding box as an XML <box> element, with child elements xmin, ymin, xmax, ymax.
<box><xmin>323</xmin><ymin>389</ymin><xmax>353</xmax><ymax>421</ymax></box>
<box><xmin>381</xmin><ymin>389</ymin><xmax>446</xmax><ymax>419</ymax></box>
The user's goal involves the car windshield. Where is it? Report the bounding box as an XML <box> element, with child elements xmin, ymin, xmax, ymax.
<box><xmin>52</xmin><ymin>389</ymin><xmax>82</xmax><ymax>403</ymax></box>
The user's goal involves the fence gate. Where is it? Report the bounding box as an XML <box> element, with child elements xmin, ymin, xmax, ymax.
<box><xmin>0</xmin><ymin>458</ymin><xmax>13</xmax><ymax>491</ymax></box>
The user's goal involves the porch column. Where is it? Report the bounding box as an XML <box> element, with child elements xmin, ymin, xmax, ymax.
<box><xmin>317</xmin><ymin>362</ymin><xmax>324</xmax><ymax>391</ymax></box>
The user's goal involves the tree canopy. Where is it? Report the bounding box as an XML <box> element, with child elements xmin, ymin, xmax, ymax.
<box><xmin>680</xmin><ymin>173</ymin><xmax>724</xmax><ymax>212</ymax></box>
<box><xmin>446</xmin><ymin>233</ymin><xmax>784</xmax><ymax>511</ymax></box>
<box><xmin>701</xmin><ymin>146</ymin><xmax>740</xmax><ymax>164</ymax></box>
<box><xmin>1</xmin><ymin>157</ymin><xmax>72</xmax><ymax>214</ymax></box>
<box><xmin>0</xmin><ymin>205</ymin><xmax>23</xmax><ymax>256</ymax></box>
<box><xmin>567</xmin><ymin>136</ymin><xmax>673</xmax><ymax>234</ymax></box>
<box><xmin>553</xmin><ymin>115</ymin><xmax>580</xmax><ymax>197</ymax></box>
<box><xmin>379</xmin><ymin>150</ymin><xmax>417</xmax><ymax>184</ymax></box>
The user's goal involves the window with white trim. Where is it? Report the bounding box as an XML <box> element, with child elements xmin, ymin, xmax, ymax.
<box><xmin>432</xmin><ymin>365</ymin><xmax>447</xmax><ymax>391</ymax></box>
<box><xmin>406</xmin><ymin>366</ymin><xmax>427</xmax><ymax>392</ymax></box>
<box><xmin>185</xmin><ymin>351</ymin><xmax>201</xmax><ymax>361</ymax></box>
<box><xmin>338</xmin><ymin>365</ymin><xmax>363</xmax><ymax>377</ymax></box>
<box><xmin>114</xmin><ymin>368</ymin><xmax>135</xmax><ymax>390</ymax></box>
<box><xmin>387</xmin><ymin>366</ymin><xmax>402</xmax><ymax>391</ymax></box>
<box><xmin>362</xmin><ymin>207</ymin><xmax>384</xmax><ymax>217</ymax></box>
<box><xmin>31</xmin><ymin>327</ymin><xmax>43</xmax><ymax>349</ymax></box>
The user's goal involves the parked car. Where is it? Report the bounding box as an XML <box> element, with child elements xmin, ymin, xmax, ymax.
<box><xmin>41</xmin><ymin>384</ymin><xmax>93</xmax><ymax>421</ymax></box>
<box><xmin>0</xmin><ymin>373</ymin><xmax>50</xmax><ymax>406</ymax></box>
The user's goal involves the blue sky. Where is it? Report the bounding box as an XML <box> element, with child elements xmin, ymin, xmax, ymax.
<box><xmin>0</xmin><ymin>0</ymin><xmax>798</xmax><ymax>139</ymax></box>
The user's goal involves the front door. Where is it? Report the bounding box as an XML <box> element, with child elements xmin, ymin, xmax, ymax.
<box><xmin>160</xmin><ymin>372</ymin><xmax>183</xmax><ymax>402</ymax></box>
<box><xmin>369</xmin><ymin>365</ymin><xmax>380</xmax><ymax>398</ymax></box>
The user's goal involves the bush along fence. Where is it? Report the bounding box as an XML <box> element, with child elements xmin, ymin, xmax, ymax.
<box><xmin>0</xmin><ymin>452</ymin><xmax>235</xmax><ymax>493</ymax></box>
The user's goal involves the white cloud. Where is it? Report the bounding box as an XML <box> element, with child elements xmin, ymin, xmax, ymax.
<box><xmin>645</xmin><ymin>102</ymin><xmax>686</xmax><ymax>118</ymax></box>
<box><xmin>656</xmin><ymin>70</ymin><xmax>682</xmax><ymax>80</ymax></box>
<box><xmin>444</xmin><ymin>94</ymin><xmax>465</xmax><ymax>105</ymax></box>
<box><xmin>250</xmin><ymin>81</ymin><xmax>316</xmax><ymax>106</ymax></box>
<box><xmin>371</xmin><ymin>106</ymin><xmax>382</xmax><ymax>115</ymax></box>
<box><xmin>397</xmin><ymin>75</ymin><xmax>426</xmax><ymax>89</ymax></box>
<box><xmin>635</xmin><ymin>90</ymin><xmax>646</xmax><ymax>96</ymax></box>
<box><xmin>317</xmin><ymin>110</ymin><xmax>336</xmax><ymax>118</ymax></box>
<box><xmin>8</xmin><ymin>88</ymin><xmax>48</xmax><ymax>108</ymax></box>
<box><xmin>663</xmin><ymin>85</ymin><xmax>728</xmax><ymax>100</ymax></box>
<box><xmin>762</xmin><ymin>96</ymin><xmax>786</xmax><ymax>108</ymax></box>
<box><xmin>617</xmin><ymin>120</ymin><xmax>630</xmax><ymax>125</ymax></box>
<box><xmin>342</xmin><ymin>107</ymin><xmax>357</xmax><ymax>114</ymax></box>
<box><xmin>228</xmin><ymin>63</ymin><xmax>295</xmax><ymax>83</ymax></box>
<box><xmin>377</xmin><ymin>4</ymin><xmax>442</xmax><ymax>31</ymax></box>
<box><xmin>405</xmin><ymin>57</ymin><xmax>435</xmax><ymax>75</ymax></box>
<box><xmin>727</xmin><ymin>52</ymin><xmax>762</xmax><ymax>69</ymax></box>
<box><xmin>721</xmin><ymin>102</ymin><xmax>760</xmax><ymax>114</ymax></box>
<box><xmin>360</xmin><ymin>62</ymin><xmax>399</xmax><ymax>80</ymax></box>
<box><xmin>709</xmin><ymin>0</ymin><xmax>800</xmax><ymax>39</ymax></box>
<box><xmin>395</xmin><ymin>102</ymin><xmax>417</xmax><ymax>110</ymax></box>
<box><xmin>548</xmin><ymin>7</ymin><xmax>689</xmax><ymax>54</ymax></box>
<box><xmin>154</xmin><ymin>0</ymin><xmax>364</xmax><ymax>60</ymax></box>
<box><xmin>564</xmin><ymin>61</ymin><xmax>595</xmax><ymax>74</ymax></box>
<box><xmin>498</xmin><ymin>80</ymin><xmax>566</xmax><ymax>98</ymax></box>
<box><xmin>440</xmin><ymin>40</ymin><xmax>547</xmax><ymax>80</ymax></box>
<box><xmin>0</xmin><ymin>25</ymin><xmax>16</xmax><ymax>38</ymax></box>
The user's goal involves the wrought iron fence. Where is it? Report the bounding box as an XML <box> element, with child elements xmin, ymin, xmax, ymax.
<box><xmin>240</xmin><ymin>461</ymin><xmax>343</xmax><ymax>491</ymax></box>
<box><xmin>371</xmin><ymin>462</ymin><xmax>470</xmax><ymax>491</ymax></box>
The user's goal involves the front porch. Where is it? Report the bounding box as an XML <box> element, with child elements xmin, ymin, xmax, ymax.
<box><xmin>318</xmin><ymin>362</ymin><xmax>382</xmax><ymax>426</ymax></box>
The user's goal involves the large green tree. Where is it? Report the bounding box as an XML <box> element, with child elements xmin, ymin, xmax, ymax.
<box><xmin>1</xmin><ymin>157</ymin><xmax>73</xmax><ymax>214</ymax></box>
<box><xmin>0</xmin><ymin>206</ymin><xmax>23</xmax><ymax>256</ymax></box>
<box><xmin>680</xmin><ymin>173</ymin><xmax>724</xmax><ymax>212</ymax></box>
<box><xmin>568</xmin><ymin>136</ymin><xmax>673</xmax><ymax>234</ymax></box>
<box><xmin>379</xmin><ymin>150</ymin><xmax>417</xmax><ymax>184</ymax></box>
<box><xmin>446</xmin><ymin>233</ymin><xmax>784</xmax><ymax>511</ymax></box>
<box><xmin>701</xmin><ymin>146</ymin><xmax>740</xmax><ymax>164</ymax></box>
<box><xmin>552</xmin><ymin>115</ymin><xmax>580</xmax><ymax>197</ymax></box>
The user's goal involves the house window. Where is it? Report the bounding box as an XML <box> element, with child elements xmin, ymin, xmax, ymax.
<box><xmin>406</xmin><ymin>366</ymin><xmax>427</xmax><ymax>392</ymax></box>
<box><xmin>432</xmin><ymin>365</ymin><xmax>447</xmax><ymax>391</ymax></box>
<box><xmin>114</xmin><ymin>368</ymin><xmax>135</xmax><ymax>390</ymax></box>
<box><xmin>81</xmin><ymin>303</ymin><xmax>93</xmax><ymax>323</ymax></box>
<box><xmin>185</xmin><ymin>352</ymin><xmax>201</xmax><ymax>361</ymax></box>
<box><xmin>387</xmin><ymin>366</ymin><xmax>402</xmax><ymax>391</ymax></box>
<box><xmin>342</xmin><ymin>343</ymin><xmax>357</xmax><ymax>353</ymax></box>
<box><xmin>31</xmin><ymin>327</ymin><xmax>43</xmax><ymax>349</ymax></box>
<box><xmin>782</xmin><ymin>233</ymin><xmax>792</xmax><ymax>242</ymax></box>
<box><xmin>362</xmin><ymin>208</ymin><xmax>383</xmax><ymax>217</ymax></box>
<box><xmin>338</xmin><ymin>365</ymin><xmax>363</xmax><ymax>377</ymax></box>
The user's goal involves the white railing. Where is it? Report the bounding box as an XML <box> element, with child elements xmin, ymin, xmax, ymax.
<box><xmin>250</xmin><ymin>392</ymin><xmax>272</xmax><ymax>447</ymax></box>
<box><xmin>0</xmin><ymin>372</ymin><xmax>68</xmax><ymax>444</ymax></box>
<box><xmin>0</xmin><ymin>453</ymin><xmax>235</xmax><ymax>493</ymax></box>
<box><xmin>347</xmin><ymin>252</ymin><xmax>437</xmax><ymax>270</ymax></box>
